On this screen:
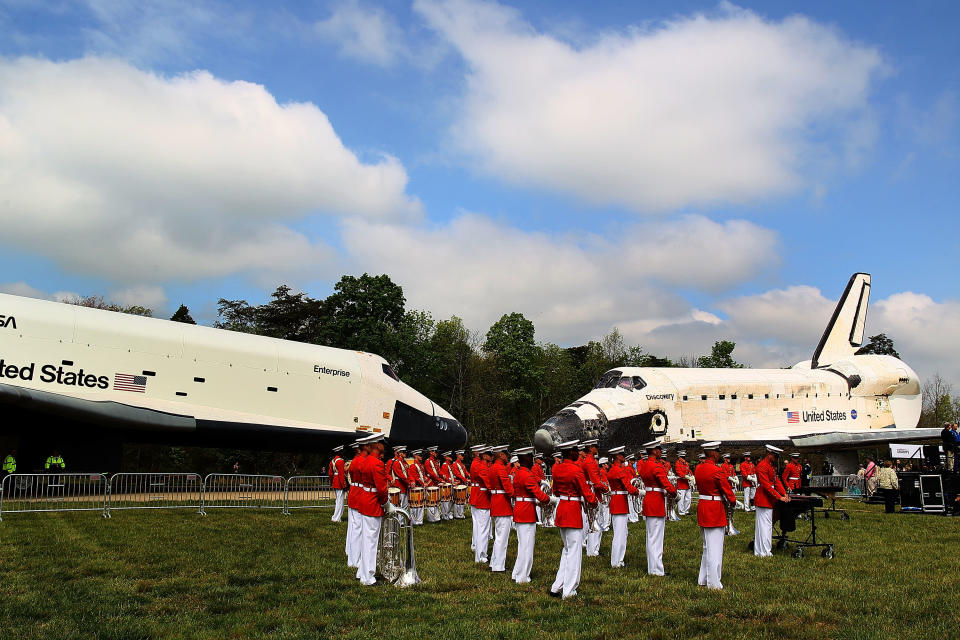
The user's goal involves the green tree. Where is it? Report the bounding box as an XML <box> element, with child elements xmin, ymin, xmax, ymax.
<box><xmin>66</xmin><ymin>295</ymin><xmax>153</xmax><ymax>317</ymax></box>
<box><xmin>697</xmin><ymin>340</ymin><xmax>744</xmax><ymax>368</ymax></box>
<box><xmin>320</xmin><ymin>274</ymin><xmax>406</xmax><ymax>362</ymax></box>
<box><xmin>483</xmin><ymin>313</ymin><xmax>543</xmax><ymax>444</ymax></box>
<box><xmin>170</xmin><ymin>304</ymin><xmax>197</xmax><ymax>324</ymax></box>
<box><xmin>856</xmin><ymin>333</ymin><xmax>901</xmax><ymax>358</ymax></box>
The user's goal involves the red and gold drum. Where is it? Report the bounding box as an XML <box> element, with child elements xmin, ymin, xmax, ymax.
<box><xmin>408</xmin><ymin>487</ymin><xmax>425</xmax><ymax>508</ymax></box>
<box><xmin>440</xmin><ymin>483</ymin><xmax>453</xmax><ymax>502</ymax></box>
<box><xmin>453</xmin><ymin>484</ymin><xmax>468</xmax><ymax>505</ymax></box>
<box><xmin>426</xmin><ymin>486</ymin><xmax>440</xmax><ymax>507</ymax></box>
<box><xmin>388</xmin><ymin>487</ymin><xmax>401</xmax><ymax>507</ymax></box>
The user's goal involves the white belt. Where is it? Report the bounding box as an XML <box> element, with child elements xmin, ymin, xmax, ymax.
<box><xmin>611</xmin><ymin>491</ymin><xmax>628</xmax><ymax>495</ymax></box>
<box><xmin>699</xmin><ymin>495</ymin><xmax>722</xmax><ymax>501</ymax></box>
<box><xmin>558</xmin><ymin>495</ymin><xmax>581</xmax><ymax>501</ymax></box>
<box><xmin>789</xmin><ymin>477</ymin><xmax>799</xmax><ymax>480</ymax></box>
<box><xmin>491</xmin><ymin>490</ymin><xmax>507</xmax><ymax>494</ymax></box>
<box><xmin>515</xmin><ymin>497</ymin><xmax>535</xmax><ymax>502</ymax></box>
<box><xmin>647</xmin><ymin>488</ymin><xmax>664</xmax><ymax>493</ymax></box>
<box><xmin>355</xmin><ymin>485</ymin><xmax>376</xmax><ymax>493</ymax></box>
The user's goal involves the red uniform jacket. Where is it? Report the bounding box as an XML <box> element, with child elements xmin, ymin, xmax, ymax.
<box><xmin>639</xmin><ymin>456</ymin><xmax>677</xmax><ymax>517</ymax></box>
<box><xmin>580</xmin><ymin>453</ymin><xmax>609</xmax><ymax>499</ymax></box>
<box><xmin>485</xmin><ymin>460</ymin><xmax>515</xmax><ymax>517</ymax></box>
<box><xmin>674</xmin><ymin>459</ymin><xmax>691</xmax><ymax>490</ymax></box>
<box><xmin>551</xmin><ymin>459</ymin><xmax>597</xmax><ymax>528</ymax></box>
<box><xmin>720</xmin><ymin>461</ymin><xmax>736</xmax><ymax>479</ymax></box>
<box><xmin>406</xmin><ymin>461</ymin><xmax>425</xmax><ymax>493</ymax></box>
<box><xmin>453</xmin><ymin>461</ymin><xmax>469</xmax><ymax>484</ymax></box>
<box><xmin>739</xmin><ymin>460</ymin><xmax>756</xmax><ymax>486</ymax></box>
<box><xmin>389</xmin><ymin>456</ymin><xmax>409</xmax><ymax>492</ymax></box>
<box><xmin>470</xmin><ymin>458</ymin><xmax>491</xmax><ymax>509</ymax></box>
<box><xmin>661</xmin><ymin>459</ymin><xmax>672</xmax><ymax>474</ymax></box>
<box><xmin>782</xmin><ymin>461</ymin><xmax>802</xmax><ymax>491</ymax></box>
<box><xmin>512</xmin><ymin>466</ymin><xmax>550</xmax><ymax>523</ymax></box>
<box><xmin>695</xmin><ymin>459</ymin><xmax>736</xmax><ymax>528</ymax></box>
<box><xmin>346</xmin><ymin>452</ymin><xmax>367</xmax><ymax>510</ymax></box>
<box><xmin>329</xmin><ymin>456</ymin><xmax>347</xmax><ymax>490</ymax></box>
<box><xmin>606</xmin><ymin>461</ymin><xmax>639</xmax><ymax>515</ymax></box>
<box><xmin>755</xmin><ymin>459</ymin><xmax>787</xmax><ymax>508</ymax></box>
<box><xmin>439</xmin><ymin>462</ymin><xmax>455</xmax><ymax>485</ymax></box>
<box><xmin>532</xmin><ymin>461</ymin><xmax>546</xmax><ymax>482</ymax></box>
<box><xmin>355</xmin><ymin>455</ymin><xmax>389</xmax><ymax>517</ymax></box>
<box><xmin>425</xmin><ymin>456</ymin><xmax>442</xmax><ymax>486</ymax></box>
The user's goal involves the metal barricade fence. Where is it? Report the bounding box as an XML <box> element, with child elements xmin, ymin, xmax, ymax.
<box><xmin>283</xmin><ymin>475</ymin><xmax>334</xmax><ymax>514</ymax></box>
<box><xmin>109</xmin><ymin>473</ymin><xmax>203</xmax><ymax>515</ymax></box>
<box><xmin>0</xmin><ymin>473</ymin><xmax>108</xmax><ymax>521</ymax></box>
<box><xmin>201</xmin><ymin>474</ymin><xmax>285</xmax><ymax>514</ymax></box>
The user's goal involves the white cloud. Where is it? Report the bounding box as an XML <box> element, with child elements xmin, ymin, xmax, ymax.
<box><xmin>109</xmin><ymin>284</ymin><xmax>168</xmax><ymax>311</ymax></box>
<box><xmin>0</xmin><ymin>56</ymin><xmax>420</xmax><ymax>285</ymax></box>
<box><xmin>0</xmin><ymin>281</ymin><xmax>48</xmax><ymax>299</ymax></box>
<box><xmin>415</xmin><ymin>0</ymin><xmax>884</xmax><ymax>211</ymax></box>
<box><xmin>341</xmin><ymin>212</ymin><xmax>778</xmax><ymax>343</ymax></box>
<box><xmin>315</xmin><ymin>0</ymin><xmax>406</xmax><ymax>67</ymax></box>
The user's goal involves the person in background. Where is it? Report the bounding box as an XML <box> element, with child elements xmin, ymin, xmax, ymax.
<box><xmin>876</xmin><ymin>459</ymin><xmax>900</xmax><ymax>513</ymax></box>
<box><xmin>2</xmin><ymin>448</ymin><xmax>15</xmax><ymax>479</ymax></box>
<box><xmin>951</xmin><ymin>424</ymin><xmax>960</xmax><ymax>472</ymax></box>
<box><xmin>45</xmin><ymin>449</ymin><xmax>65</xmax><ymax>472</ymax></box>
<box><xmin>864</xmin><ymin>457</ymin><xmax>878</xmax><ymax>498</ymax></box>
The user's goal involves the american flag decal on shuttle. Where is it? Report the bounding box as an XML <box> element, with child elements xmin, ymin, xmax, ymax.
<box><xmin>114</xmin><ymin>373</ymin><xmax>147</xmax><ymax>393</ymax></box>
<box><xmin>787</xmin><ymin>411</ymin><xmax>799</xmax><ymax>424</ymax></box>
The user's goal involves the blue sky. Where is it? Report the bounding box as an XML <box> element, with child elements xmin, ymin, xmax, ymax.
<box><xmin>0</xmin><ymin>0</ymin><xmax>957</xmax><ymax>383</ymax></box>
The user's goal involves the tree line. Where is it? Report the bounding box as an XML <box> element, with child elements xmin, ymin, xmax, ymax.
<box><xmin>64</xmin><ymin>275</ymin><xmax>943</xmax><ymax>473</ymax></box>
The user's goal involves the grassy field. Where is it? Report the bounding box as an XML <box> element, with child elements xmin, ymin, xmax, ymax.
<box><xmin>0</xmin><ymin>503</ymin><xmax>958</xmax><ymax>640</ymax></box>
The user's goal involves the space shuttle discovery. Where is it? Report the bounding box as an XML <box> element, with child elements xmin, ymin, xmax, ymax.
<box><xmin>0</xmin><ymin>293</ymin><xmax>467</xmax><ymax>464</ymax></box>
<box><xmin>535</xmin><ymin>273</ymin><xmax>939</xmax><ymax>458</ymax></box>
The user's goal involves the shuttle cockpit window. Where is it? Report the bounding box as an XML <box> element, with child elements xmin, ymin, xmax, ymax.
<box><xmin>617</xmin><ymin>376</ymin><xmax>646</xmax><ymax>390</ymax></box>
<box><xmin>632</xmin><ymin>376</ymin><xmax>646</xmax><ymax>390</ymax></box>
<box><xmin>596</xmin><ymin>370</ymin><xmax>623</xmax><ymax>389</ymax></box>
<box><xmin>382</xmin><ymin>363</ymin><xmax>400</xmax><ymax>381</ymax></box>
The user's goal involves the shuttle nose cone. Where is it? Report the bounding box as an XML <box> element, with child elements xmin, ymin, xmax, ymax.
<box><xmin>447</xmin><ymin>418</ymin><xmax>468</xmax><ymax>449</ymax></box>
<box><xmin>534</xmin><ymin>428</ymin><xmax>557</xmax><ymax>452</ymax></box>
<box><xmin>535</xmin><ymin>411</ymin><xmax>584</xmax><ymax>452</ymax></box>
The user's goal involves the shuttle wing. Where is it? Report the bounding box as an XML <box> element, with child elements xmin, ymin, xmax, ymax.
<box><xmin>790</xmin><ymin>428</ymin><xmax>942</xmax><ymax>450</ymax></box>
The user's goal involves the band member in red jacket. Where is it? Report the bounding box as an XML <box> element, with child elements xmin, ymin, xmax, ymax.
<box><xmin>754</xmin><ymin>445</ymin><xmax>790</xmax><ymax>557</ymax></box>
<box><xmin>388</xmin><ymin>445</ymin><xmax>409</xmax><ymax>510</ymax></box>
<box><xmin>470</xmin><ymin>445</ymin><xmax>493</xmax><ymax>563</ymax></box>
<box><xmin>425</xmin><ymin>447</ymin><xmax>443</xmax><ymax>523</ymax></box>
<box><xmin>739</xmin><ymin>452</ymin><xmax>756</xmax><ymax>512</ymax></box>
<box><xmin>624</xmin><ymin>453</ymin><xmax>640</xmax><ymax>523</ymax></box>
<box><xmin>578</xmin><ymin>439</ymin><xmax>608</xmax><ymax>557</ymax></box>
<box><xmin>549</xmin><ymin>440</ymin><xmax>598</xmax><ymax>599</ymax></box>
<box><xmin>329</xmin><ymin>445</ymin><xmax>348</xmax><ymax>522</ymax></box>
<box><xmin>639</xmin><ymin>439</ymin><xmax>677</xmax><ymax>576</ymax></box>
<box><xmin>606</xmin><ymin>446</ymin><xmax>640</xmax><ymax>568</ymax></box>
<box><xmin>406</xmin><ymin>450</ymin><xmax>426</xmax><ymax>526</ymax></box>
<box><xmin>353</xmin><ymin>433</ymin><xmax>391</xmax><ymax>586</ymax></box>
<box><xmin>598</xmin><ymin>457</ymin><xmax>611</xmax><ymax>531</ymax></box>
<box><xmin>345</xmin><ymin>439</ymin><xmax>367</xmax><ymax>568</ymax></box>
<box><xmin>510</xmin><ymin>447</ymin><xmax>551</xmax><ymax>583</ymax></box>
<box><xmin>695</xmin><ymin>441</ymin><xmax>736</xmax><ymax>589</ymax></box>
<box><xmin>674</xmin><ymin>451</ymin><xmax>692</xmax><ymax>516</ymax></box>
<box><xmin>439</xmin><ymin>451</ymin><xmax>455</xmax><ymax>521</ymax></box>
<box><xmin>484</xmin><ymin>445</ymin><xmax>515</xmax><ymax>572</ymax></box>
<box><xmin>782</xmin><ymin>453</ymin><xmax>802</xmax><ymax>492</ymax></box>
<box><xmin>532</xmin><ymin>453</ymin><xmax>547</xmax><ymax>523</ymax></box>
<box><xmin>452</xmin><ymin>450</ymin><xmax>470</xmax><ymax>520</ymax></box>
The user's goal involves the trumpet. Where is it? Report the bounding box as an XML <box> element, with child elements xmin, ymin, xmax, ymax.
<box><xmin>377</xmin><ymin>505</ymin><xmax>421</xmax><ymax>587</ymax></box>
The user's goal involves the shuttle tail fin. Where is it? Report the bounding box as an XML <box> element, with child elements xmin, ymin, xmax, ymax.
<box><xmin>811</xmin><ymin>273</ymin><xmax>871</xmax><ymax>368</ymax></box>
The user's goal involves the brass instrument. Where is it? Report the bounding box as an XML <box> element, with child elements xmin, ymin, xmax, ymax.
<box><xmin>630</xmin><ymin>477</ymin><xmax>645</xmax><ymax>514</ymax></box>
<box><xmin>685</xmin><ymin>474</ymin><xmax>695</xmax><ymax>491</ymax></box>
<box><xmin>721</xmin><ymin>491</ymin><xmax>740</xmax><ymax>536</ymax></box>
<box><xmin>665</xmin><ymin>473</ymin><xmax>680</xmax><ymax>521</ymax></box>
<box><xmin>377</xmin><ymin>505</ymin><xmax>421</xmax><ymax>587</ymax></box>
<box><xmin>585</xmin><ymin>500</ymin><xmax>602</xmax><ymax>534</ymax></box>
<box><xmin>345</xmin><ymin>460</ymin><xmax>352</xmax><ymax>485</ymax></box>
<box><xmin>540</xmin><ymin>494</ymin><xmax>560</xmax><ymax>528</ymax></box>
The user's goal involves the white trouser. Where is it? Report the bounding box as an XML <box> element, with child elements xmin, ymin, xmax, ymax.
<box><xmin>511</xmin><ymin>522</ymin><xmax>536</xmax><ymax>583</ymax></box>
<box><xmin>599</xmin><ymin>503</ymin><xmax>610</xmax><ymax>531</ymax></box>
<box><xmin>411</xmin><ymin>505</ymin><xmax>424</xmax><ymax>526</ymax></box>
<box><xmin>536</xmin><ymin>504</ymin><xmax>542</xmax><ymax>524</ymax></box>
<box><xmin>332</xmin><ymin>489</ymin><xmax>346</xmax><ymax>522</ymax></box>
<box><xmin>611</xmin><ymin>514</ymin><xmax>628</xmax><ymax>567</ymax></box>
<box><xmin>754</xmin><ymin>507</ymin><xmax>773</xmax><ymax>557</ymax></box>
<box><xmin>427</xmin><ymin>503</ymin><xmax>440</xmax><ymax>522</ymax></box>
<box><xmin>356</xmin><ymin>514</ymin><xmax>382</xmax><ymax>586</ymax></box>
<box><xmin>645</xmin><ymin>516</ymin><xmax>666</xmax><ymax>575</ymax></box>
<box><xmin>699</xmin><ymin>526</ymin><xmax>725</xmax><ymax>589</ymax></box>
<box><xmin>581</xmin><ymin>507</ymin><xmax>589</xmax><ymax>545</ymax></box>
<box><xmin>400</xmin><ymin>493</ymin><xmax>409</xmax><ymax>510</ymax></box>
<box><xmin>454</xmin><ymin>502</ymin><xmax>465</xmax><ymax>519</ymax></box>
<box><xmin>490</xmin><ymin>515</ymin><xmax>512</xmax><ymax>571</ymax></box>
<box><xmin>551</xmin><ymin>527</ymin><xmax>584</xmax><ymax>599</ymax></box>
<box><xmin>346</xmin><ymin>507</ymin><xmax>362</xmax><ymax>568</ymax></box>
<box><xmin>743</xmin><ymin>486</ymin><xmax>756</xmax><ymax>510</ymax></box>
<box><xmin>441</xmin><ymin>500</ymin><xmax>453</xmax><ymax>520</ymax></box>
<box><xmin>473</xmin><ymin>508</ymin><xmax>491</xmax><ymax>563</ymax></box>
<box><xmin>628</xmin><ymin>495</ymin><xmax>639</xmax><ymax>522</ymax></box>
<box><xmin>586</xmin><ymin>525</ymin><xmax>602</xmax><ymax>557</ymax></box>
<box><xmin>678</xmin><ymin>489</ymin><xmax>692</xmax><ymax>515</ymax></box>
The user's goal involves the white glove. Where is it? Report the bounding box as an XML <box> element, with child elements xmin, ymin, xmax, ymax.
<box><xmin>384</xmin><ymin>501</ymin><xmax>397</xmax><ymax>515</ymax></box>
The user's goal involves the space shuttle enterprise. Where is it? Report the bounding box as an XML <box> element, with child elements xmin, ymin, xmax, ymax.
<box><xmin>535</xmin><ymin>273</ymin><xmax>940</xmax><ymax>470</ymax></box>
<box><xmin>0</xmin><ymin>293</ymin><xmax>466</xmax><ymax>468</ymax></box>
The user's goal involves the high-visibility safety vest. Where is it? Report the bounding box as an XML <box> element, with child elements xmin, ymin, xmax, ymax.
<box><xmin>2</xmin><ymin>455</ymin><xmax>14</xmax><ymax>473</ymax></box>
<box><xmin>44</xmin><ymin>456</ymin><xmax>65</xmax><ymax>470</ymax></box>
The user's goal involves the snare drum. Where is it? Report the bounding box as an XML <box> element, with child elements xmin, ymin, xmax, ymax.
<box><xmin>409</xmin><ymin>487</ymin><xmax>425</xmax><ymax>508</ymax></box>
<box><xmin>388</xmin><ymin>487</ymin><xmax>401</xmax><ymax>507</ymax></box>
<box><xmin>426</xmin><ymin>486</ymin><xmax>440</xmax><ymax>507</ymax></box>
<box><xmin>454</xmin><ymin>484</ymin><xmax>468</xmax><ymax>505</ymax></box>
<box><xmin>440</xmin><ymin>483</ymin><xmax>453</xmax><ymax>503</ymax></box>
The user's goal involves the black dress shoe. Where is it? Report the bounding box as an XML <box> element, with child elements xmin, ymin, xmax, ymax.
<box><xmin>548</xmin><ymin>589</ymin><xmax>561</xmax><ymax>598</ymax></box>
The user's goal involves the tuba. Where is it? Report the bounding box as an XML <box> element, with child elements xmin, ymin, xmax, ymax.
<box><xmin>377</xmin><ymin>506</ymin><xmax>421</xmax><ymax>587</ymax></box>
<box><xmin>665</xmin><ymin>473</ymin><xmax>680</xmax><ymax>521</ymax></box>
<box><xmin>721</xmin><ymin>492</ymin><xmax>740</xmax><ymax>536</ymax></box>
<box><xmin>585</xmin><ymin>500</ymin><xmax>602</xmax><ymax>534</ymax></box>
<box><xmin>630</xmin><ymin>477</ymin><xmax>645</xmax><ymax>515</ymax></box>
<box><xmin>540</xmin><ymin>495</ymin><xmax>560</xmax><ymax>528</ymax></box>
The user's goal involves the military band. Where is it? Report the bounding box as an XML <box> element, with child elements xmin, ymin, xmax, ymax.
<box><xmin>332</xmin><ymin>435</ymin><xmax>816</xmax><ymax>597</ymax></box>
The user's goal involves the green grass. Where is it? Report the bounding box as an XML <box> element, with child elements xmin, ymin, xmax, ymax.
<box><xmin>0</xmin><ymin>504</ymin><xmax>958</xmax><ymax>640</ymax></box>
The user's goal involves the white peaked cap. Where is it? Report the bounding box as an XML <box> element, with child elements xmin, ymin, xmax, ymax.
<box><xmin>393</xmin><ymin>445</ymin><xmax>407</xmax><ymax>452</ymax></box>
<box><xmin>558</xmin><ymin>439</ymin><xmax>580</xmax><ymax>451</ymax></box>
<box><xmin>332</xmin><ymin>445</ymin><xmax>344</xmax><ymax>452</ymax></box>
<box><xmin>488</xmin><ymin>444</ymin><xmax>509</xmax><ymax>453</ymax></box>
<box><xmin>551</xmin><ymin>451</ymin><xmax>562</xmax><ymax>459</ymax></box>
<box><xmin>607</xmin><ymin>445</ymin><xmax>625</xmax><ymax>455</ymax></box>
<box><xmin>513</xmin><ymin>446</ymin><xmax>534</xmax><ymax>455</ymax></box>
<box><xmin>722</xmin><ymin>452</ymin><xmax>731</xmax><ymax>458</ymax></box>
<box><xmin>443</xmin><ymin>451</ymin><xmax>453</xmax><ymax>457</ymax></box>
<box><xmin>509</xmin><ymin>456</ymin><xmax>519</xmax><ymax>464</ymax></box>
<box><xmin>455</xmin><ymin>450</ymin><xmax>465</xmax><ymax>455</ymax></box>
<box><xmin>698</xmin><ymin>453</ymin><xmax>706</xmax><ymax>459</ymax></box>
<box><xmin>427</xmin><ymin>446</ymin><xmax>438</xmax><ymax>452</ymax></box>
<box><xmin>470</xmin><ymin>444</ymin><xmax>487</xmax><ymax>452</ymax></box>
<box><xmin>790</xmin><ymin>452</ymin><xmax>800</xmax><ymax>457</ymax></box>
<box><xmin>598</xmin><ymin>457</ymin><xmax>608</xmax><ymax>464</ymax></box>
<box><xmin>677</xmin><ymin>450</ymin><xmax>686</xmax><ymax>456</ymax></box>
<box><xmin>702</xmin><ymin>441</ymin><xmax>722</xmax><ymax>450</ymax></box>
<box><xmin>412</xmin><ymin>449</ymin><xmax>424</xmax><ymax>456</ymax></box>
<box><xmin>743</xmin><ymin>452</ymin><xmax>752</xmax><ymax>456</ymax></box>
<box><xmin>643</xmin><ymin>439</ymin><xmax>662</xmax><ymax>450</ymax></box>
<box><xmin>579</xmin><ymin>438</ymin><xmax>599</xmax><ymax>447</ymax></box>
<box><xmin>765</xmin><ymin>444</ymin><xmax>783</xmax><ymax>453</ymax></box>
